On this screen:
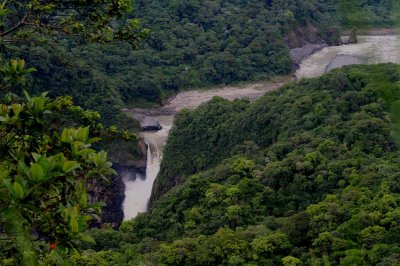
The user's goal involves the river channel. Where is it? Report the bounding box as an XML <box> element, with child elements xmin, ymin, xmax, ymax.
<box><xmin>122</xmin><ymin>35</ymin><xmax>400</xmax><ymax>220</ymax></box>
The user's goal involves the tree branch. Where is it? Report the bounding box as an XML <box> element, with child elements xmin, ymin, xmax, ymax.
<box><xmin>1</xmin><ymin>13</ymin><xmax>28</xmax><ymax>37</ymax></box>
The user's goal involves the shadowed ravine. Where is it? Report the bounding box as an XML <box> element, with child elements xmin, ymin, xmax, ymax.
<box><xmin>122</xmin><ymin>35</ymin><xmax>400</xmax><ymax>220</ymax></box>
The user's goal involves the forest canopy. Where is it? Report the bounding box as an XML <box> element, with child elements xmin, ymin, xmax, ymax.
<box><xmin>83</xmin><ymin>64</ymin><xmax>400</xmax><ymax>265</ymax></box>
<box><xmin>1</xmin><ymin>0</ymin><xmax>399</xmax><ymax>264</ymax></box>
<box><xmin>0</xmin><ymin>1</ymin><xmax>140</xmax><ymax>264</ymax></box>
<box><xmin>23</xmin><ymin>0</ymin><xmax>396</xmax><ymax>113</ymax></box>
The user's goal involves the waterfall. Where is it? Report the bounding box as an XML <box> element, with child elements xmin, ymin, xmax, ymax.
<box><xmin>122</xmin><ymin>143</ymin><xmax>160</xmax><ymax>220</ymax></box>
<box><xmin>122</xmin><ymin>118</ymin><xmax>171</xmax><ymax>220</ymax></box>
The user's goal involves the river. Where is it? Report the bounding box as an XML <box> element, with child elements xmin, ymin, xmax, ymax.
<box><xmin>122</xmin><ymin>35</ymin><xmax>400</xmax><ymax>220</ymax></box>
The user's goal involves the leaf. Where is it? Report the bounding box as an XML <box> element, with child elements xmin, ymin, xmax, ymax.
<box><xmin>3</xmin><ymin>179</ymin><xmax>13</xmax><ymax>194</ymax></box>
<box><xmin>79</xmin><ymin>193</ymin><xmax>87</xmax><ymax>207</ymax></box>
<box><xmin>31</xmin><ymin>153</ymin><xmax>41</xmax><ymax>162</ymax></box>
<box><xmin>30</xmin><ymin>163</ymin><xmax>44</xmax><ymax>181</ymax></box>
<box><xmin>77</xmin><ymin>127</ymin><xmax>89</xmax><ymax>142</ymax></box>
<box><xmin>80</xmin><ymin>233</ymin><xmax>95</xmax><ymax>244</ymax></box>
<box><xmin>61</xmin><ymin>128</ymin><xmax>71</xmax><ymax>143</ymax></box>
<box><xmin>70</xmin><ymin>218</ymin><xmax>79</xmax><ymax>233</ymax></box>
<box><xmin>23</xmin><ymin>90</ymin><xmax>31</xmax><ymax>102</ymax></box>
<box><xmin>11</xmin><ymin>103</ymin><xmax>22</xmax><ymax>116</ymax></box>
<box><xmin>76</xmin><ymin>148</ymin><xmax>95</xmax><ymax>157</ymax></box>
<box><xmin>63</xmin><ymin>161</ymin><xmax>80</xmax><ymax>173</ymax></box>
<box><xmin>13</xmin><ymin>182</ymin><xmax>24</xmax><ymax>199</ymax></box>
<box><xmin>88</xmin><ymin>137</ymin><xmax>101</xmax><ymax>144</ymax></box>
<box><xmin>18</xmin><ymin>161</ymin><xmax>30</xmax><ymax>178</ymax></box>
<box><xmin>16</xmin><ymin>58</ymin><xmax>25</xmax><ymax>70</ymax></box>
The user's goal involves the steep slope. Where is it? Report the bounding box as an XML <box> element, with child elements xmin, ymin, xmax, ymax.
<box><xmin>24</xmin><ymin>0</ymin><xmax>346</xmax><ymax>110</ymax></box>
<box><xmin>152</xmin><ymin>64</ymin><xmax>398</xmax><ymax>200</ymax></box>
<box><xmin>81</xmin><ymin>64</ymin><xmax>400</xmax><ymax>265</ymax></box>
<box><xmin>113</xmin><ymin>64</ymin><xmax>400</xmax><ymax>264</ymax></box>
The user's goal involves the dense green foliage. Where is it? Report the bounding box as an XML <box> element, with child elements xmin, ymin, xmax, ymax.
<box><xmin>0</xmin><ymin>91</ymin><xmax>122</xmax><ymax>265</ymax></box>
<box><xmin>20</xmin><ymin>0</ymin><xmax>396</xmax><ymax>112</ymax></box>
<box><xmin>86</xmin><ymin>64</ymin><xmax>400</xmax><ymax>265</ymax></box>
<box><xmin>0</xmin><ymin>0</ymin><xmax>148</xmax><ymax>46</ymax></box>
<box><xmin>0</xmin><ymin>1</ymin><xmax>140</xmax><ymax>264</ymax></box>
<box><xmin>152</xmin><ymin>63</ymin><xmax>397</xmax><ymax>200</ymax></box>
<box><xmin>21</xmin><ymin>0</ymin><xmax>341</xmax><ymax>110</ymax></box>
<box><xmin>0</xmin><ymin>61</ymin><xmax>137</xmax><ymax>265</ymax></box>
<box><xmin>338</xmin><ymin>0</ymin><xmax>397</xmax><ymax>27</ymax></box>
<box><xmin>1</xmin><ymin>1</ymin><xmax>399</xmax><ymax>265</ymax></box>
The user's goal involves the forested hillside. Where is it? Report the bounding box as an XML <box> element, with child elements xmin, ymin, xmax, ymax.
<box><xmin>23</xmin><ymin>0</ymin><xmax>310</xmax><ymax>108</ymax></box>
<box><xmin>19</xmin><ymin>0</ymin><xmax>368</xmax><ymax>112</ymax></box>
<box><xmin>1</xmin><ymin>0</ymin><xmax>398</xmax><ymax>264</ymax></box>
<box><xmin>12</xmin><ymin>0</ymin><xmax>347</xmax><ymax>165</ymax></box>
<box><xmin>83</xmin><ymin>64</ymin><xmax>400</xmax><ymax>265</ymax></box>
<box><xmin>6</xmin><ymin>2</ymin><xmax>390</xmax><ymax>171</ymax></box>
<box><xmin>13</xmin><ymin>0</ymin><xmax>393</xmax><ymax>133</ymax></box>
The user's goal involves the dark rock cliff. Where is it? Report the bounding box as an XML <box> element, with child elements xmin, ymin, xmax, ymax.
<box><xmin>97</xmin><ymin>171</ymin><xmax>126</xmax><ymax>228</ymax></box>
<box><xmin>285</xmin><ymin>24</ymin><xmax>341</xmax><ymax>48</ymax></box>
<box><xmin>286</xmin><ymin>24</ymin><xmax>342</xmax><ymax>66</ymax></box>
<box><xmin>90</xmin><ymin>139</ymin><xmax>147</xmax><ymax>228</ymax></box>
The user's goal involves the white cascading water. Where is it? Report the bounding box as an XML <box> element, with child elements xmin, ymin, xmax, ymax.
<box><xmin>121</xmin><ymin>144</ymin><xmax>158</xmax><ymax>219</ymax></box>
<box><xmin>123</xmin><ymin>118</ymin><xmax>172</xmax><ymax>220</ymax></box>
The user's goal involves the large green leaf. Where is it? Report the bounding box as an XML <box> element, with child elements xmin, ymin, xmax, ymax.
<box><xmin>80</xmin><ymin>233</ymin><xmax>95</xmax><ymax>244</ymax></box>
<box><xmin>3</xmin><ymin>179</ymin><xmax>13</xmax><ymax>195</ymax></box>
<box><xmin>61</xmin><ymin>128</ymin><xmax>72</xmax><ymax>143</ymax></box>
<box><xmin>63</xmin><ymin>161</ymin><xmax>80</xmax><ymax>173</ymax></box>
<box><xmin>77</xmin><ymin>127</ymin><xmax>89</xmax><ymax>142</ymax></box>
<box><xmin>79</xmin><ymin>193</ymin><xmax>87</xmax><ymax>207</ymax></box>
<box><xmin>30</xmin><ymin>163</ymin><xmax>44</xmax><ymax>181</ymax></box>
<box><xmin>13</xmin><ymin>181</ymin><xmax>24</xmax><ymax>199</ymax></box>
<box><xmin>70</xmin><ymin>218</ymin><xmax>79</xmax><ymax>233</ymax></box>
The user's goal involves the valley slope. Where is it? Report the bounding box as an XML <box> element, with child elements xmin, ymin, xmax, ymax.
<box><xmin>89</xmin><ymin>64</ymin><xmax>400</xmax><ymax>265</ymax></box>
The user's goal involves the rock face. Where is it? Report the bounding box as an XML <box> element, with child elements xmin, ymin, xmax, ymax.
<box><xmin>290</xmin><ymin>43</ymin><xmax>328</xmax><ymax>65</ymax></box>
<box><xmin>88</xmin><ymin>171</ymin><xmax>125</xmax><ymax>229</ymax></box>
<box><xmin>141</xmin><ymin>116</ymin><xmax>162</xmax><ymax>131</ymax></box>
<box><xmin>99</xmin><ymin>170</ymin><xmax>125</xmax><ymax>227</ymax></box>
<box><xmin>286</xmin><ymin>24</ymin><xmax>341</xmax><ymax>66</ymax></box>
<box><xmin>284</xmin><ymin>24</ymin><xmax>341</xmax><ymax>49</ymax></box>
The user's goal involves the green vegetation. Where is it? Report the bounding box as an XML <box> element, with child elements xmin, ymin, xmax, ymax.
<box><xmin>21</xmin><ymin>0</ymin><xmax>396</xmax><ymax>113</ymax></box>
<box><xmin>22</xmin><ymin>0</ymin><xmax>341</xmax><ymax>111</ymax></box>
<box><xmin>338</xmin><ymin>0</ymin><xmax>396</xmax><ymax>28</ymax></box>
<box><xmin>0</xmin><ymin>1</ymin><xmax>139</xmax><ymax>264</ymax></box>
<box><xmin>1</xmin><ymin>0</ymin><xmax>399</xmax><ymax>265</ymax></box>
<box><xmin>11</xmin><ymin>0</ymin><xmax>348</xmax><ymax>167</ymax></box>
<box><xmin>85</xmin><ymin>64</ymin><xmax>400</xmax><ymax>265</ymax></box>
<box><xmin>9</xmin><ymin>1</ymin><xmax>396</xmax><ymax>166</ymax></box>
<box><xmin>0</xmin><ymin>92</ymin><xmax>117</xmax><ymax>265</ymax></box>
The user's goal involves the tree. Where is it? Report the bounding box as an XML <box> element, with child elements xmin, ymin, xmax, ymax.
<box><xmin>0</xmin><ymin>86</ymin><xmax>137</xmax><ymax>264</ymax></box>
<box><xmin>0</xmin><ymin>1</ymin><xmax>142</xmax><ymax>264</ymax></box>
<box><xmin>0</xmin><ymin>0</ymin><xmax>148</xmax><ymax>47</ymax></box>
<box><xmin>0</xmin><ymin>92</ymin><xmax>109</xmax><ymax>264</ymax></box>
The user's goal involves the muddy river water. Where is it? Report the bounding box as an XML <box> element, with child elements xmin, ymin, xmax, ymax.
<box><xmin>122</xmin><ymin>35</ymin><xmax>400</xmax><ymax>220</ymax></box>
